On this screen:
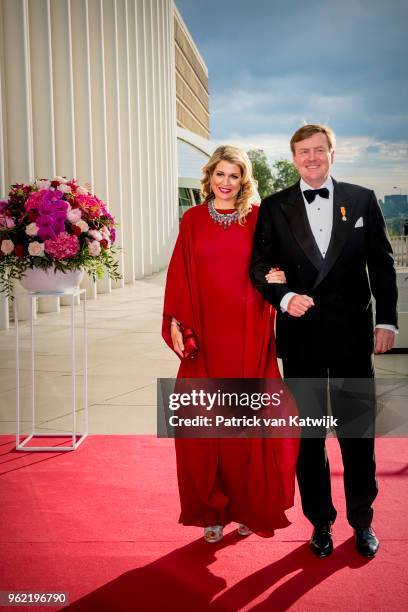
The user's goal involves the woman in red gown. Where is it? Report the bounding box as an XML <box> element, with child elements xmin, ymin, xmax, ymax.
<box><xmin>163</xmin><ymin>146</ymin><xmax>298</xmax><ymax>543</ymax></box>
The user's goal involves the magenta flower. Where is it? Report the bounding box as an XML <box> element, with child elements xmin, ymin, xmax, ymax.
<box><xmin>25</xmin><ymin>190</ymin><xmax>44</xmax><ymax>211</ymax></box>
<box><xmin>44</xmin><ymin>232</ymin><xmax>80</xmax><ymax>260</ymax></box>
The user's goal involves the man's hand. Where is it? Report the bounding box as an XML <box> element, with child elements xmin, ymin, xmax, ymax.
<box><xmin>287</xmin><ymin>294</ymin><xmax>315</xmax><ymax>317</ymax></box>
<box><xmin>374</xmin><ymin>328</ymin><xmax>395</xmax><ymax>354</ymax></box>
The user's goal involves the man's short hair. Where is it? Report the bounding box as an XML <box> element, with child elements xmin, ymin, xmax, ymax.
<box><xmin>290</xmin><ymin>124</ymin><xmax>336</xmax><ymax>154</ymax></box>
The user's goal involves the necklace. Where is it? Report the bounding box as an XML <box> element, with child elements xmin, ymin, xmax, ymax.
<box><xmin>208</xmin><ymin>199</ymin><xmax>239</xmax><ymax>229</ymax></box>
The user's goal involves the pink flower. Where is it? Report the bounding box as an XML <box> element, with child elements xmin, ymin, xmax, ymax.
<box><xmin>1</xmin><ymin>239</ymin><xmax>14</xmax><ymax>255</ymax></box>
<box><xmin>88</xmin><ymin>229</ymin><xmax>102</xmax><ymax>241</ymax></box>
<box><xmin>28</xmin><ymin>241</ymin><xmax>45</xmax><ymax>257</ymax></box>
<box><xmin>76</xmin><ymin>219</ymin><xmax>89</xmax><ymax>233</ymax></box>
<box><xmin>25</xmin><ymin>190</ymin><xmax>44</xmax><ymax>211</ymax></box>
<box><xmin>25</xmin><ymin>222</ymin><xmax>38</xmax><ymax>236</ymax></box>
<box><xmin>67</xmin><ymin>207</ymin><xmax>82</xmax><ymax>223</ymax></box>
<box><xmin>75</xmin><ymin>194</ymin><xmax>103</xmax><ymax>219</ymax></box>
<box><xmin>88</xmin><ymin>240</ymin><xmax>101</xmax><ymax>256</ymax></box>
<box><xmin>0</xmin><ymin>215</ymin><xmax>15</xmax><ymax>229</ymax></box>
<box><xmin>44</xmin><ymin>232</ymin><xmax>80</xmax><ymax>260</ymax></box>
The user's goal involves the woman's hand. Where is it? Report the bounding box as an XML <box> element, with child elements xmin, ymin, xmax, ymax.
<box><xmin>171</xmin><ymin>319</ymin><xmax>184</xmax><ymax>357</ymax></box>
<box><xmin>265</xmin><ymin>267</ymin><xmax>286</xmax><ymax>284</ymax></box>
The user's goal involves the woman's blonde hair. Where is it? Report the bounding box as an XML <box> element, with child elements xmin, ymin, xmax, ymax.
<box><xmin>201</xmin><ymin>145</ymin><xmax>256</xmax><ymax>223</ymax></box>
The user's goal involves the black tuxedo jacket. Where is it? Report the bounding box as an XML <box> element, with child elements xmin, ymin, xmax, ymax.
<box><xmin>250</xmin><ymin>179</ymin><xmax>398</xmax><ymax>360</ymax></box>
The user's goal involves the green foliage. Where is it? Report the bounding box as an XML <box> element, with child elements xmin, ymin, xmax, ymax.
<box><xmin>271</xmin><ymin>159</ymin><xmax>300</xmax><ymax>193</ymax></box>
<box><xmin>247</xmin><ymin>151</ymin><xmax>299</xmax><ymax>199</ymax></box>
<box><xmin>247</xmin><ymin>149</ymin><xmax>274</xmax><ymax>199</ymax></box>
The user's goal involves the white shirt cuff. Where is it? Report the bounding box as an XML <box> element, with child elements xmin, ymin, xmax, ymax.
<box><xmin>280</xmin><ymin>292</ymin><xmax>297</xmax><ymax>313</ymax></box>
<box><xmin>375</xmin><ymin>324</ymin><xmax>398</xmax><ymax>334</ymax></box>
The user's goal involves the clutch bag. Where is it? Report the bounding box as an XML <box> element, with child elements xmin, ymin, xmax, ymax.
<box><xmin>179</xmin><ymin>324</ymin><xmax>199</xmax><ymax>359</ymax></box>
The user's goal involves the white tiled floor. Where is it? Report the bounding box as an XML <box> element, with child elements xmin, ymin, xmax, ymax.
<box><xmin>0</xmin><ymin>270</ymin><xmax>407</xmax><ymax>435</ymax></box>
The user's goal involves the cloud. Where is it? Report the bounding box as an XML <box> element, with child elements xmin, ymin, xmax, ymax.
<box><xmin>176</xmin><ymin>0</ymin><xmax>408</xmax><ymax>196</ymax></box>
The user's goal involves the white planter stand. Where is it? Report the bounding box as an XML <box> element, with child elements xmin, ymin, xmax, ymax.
<box><xmin>14</xmin><ymin>289</ymin><xmax>88</xmax><ymax>451</ymax></box>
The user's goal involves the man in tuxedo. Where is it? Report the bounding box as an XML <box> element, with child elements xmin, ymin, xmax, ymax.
<box><xmin>250</xmin><ymin>124</ymin><xmax>398</xmax><ymax>557</ymax></box>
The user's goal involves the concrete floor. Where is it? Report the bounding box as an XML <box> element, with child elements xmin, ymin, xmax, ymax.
<box><xmin>0</xmin><ymin>270</ymin><xmax>407</xmax><ymax>436</ymax></box>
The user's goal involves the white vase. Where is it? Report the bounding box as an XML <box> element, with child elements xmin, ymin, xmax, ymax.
<box><xmin>20</xmin><ymin>267</ymin><xmax>84</xmax><ymax>293</ymax></box>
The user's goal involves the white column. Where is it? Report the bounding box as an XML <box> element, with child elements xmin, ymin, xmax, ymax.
<box><xmin>28</xmin><ymin>0</ymin><xmax>60</xmax><ymax>314</ymax></box>
<box><xmin>144</xmin><ymin>0</ymin><xmax>159</xmax><ymax>273</ymax></box>
<box><xmin>117</xmin><ymin>0</ymin><xmax>134</xmax><ymax>283</ymax></box>
<box><xmin>101</xmin><ymin>0</ymin><xmax>123</xmax><ymax>290</ymax></box>
<box><xmin>127</xmin><ymin>0</ymin><xmax>144</xmax><ymax>278</ymax></box>
<box><xmin>87</xmin><ymin>0</ymin><xmax>109</xmax><ymax>297</ymax></box>
<box><xmin>70</xmin><ymin>0</ymin><xmax>93</xmax><ymax>188</ymax></box>
<box><xmin>71</xmin><ymin>0</ymin><xmax>97</xmax><ymax>302</ymax></box>
<box><xmin>159</xmin><ymin>0</ymin><xmax>170</xmax><ymax>257</ymax></box>
<box><xmin>0</xmin><ymin>3</ymin><xmax>9</xmax><ymax>328</ymax></box>
<box><xmin>80</xmin><ymin>273</ymin><xmax>97</xmax><ymax>300</ymax></box>
<box><xmin>2</xmin><ymin>0</ymin><xmax>35</xmax><ymax>321</ymax></box>
<box><xmin>50</xmin><ymin>0</ymin><xmax>76</xmax><ymax>178</ymax></box>
<box><xmin>136</xmin><ymin>0</ymin><xmax>152</xmax><ymax>275</ymax></box>
<box><xmin>50</xmin><ymin>1</ymin><xmax>79</xmax><ymax>307</ymax></box>
<box><xmin>167</xmin><ymin>0</ymin><xmax>179</xmax><ymax>254</ymax></box>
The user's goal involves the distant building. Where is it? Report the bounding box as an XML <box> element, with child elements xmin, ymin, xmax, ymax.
<box><xmin>174</xmin><ymin>7</ymin><xmax>212</xmax><ymax>217</ymax></box>
<box><xmin>381</xmin><ymin>194</ymin><xmax>408</xmax><ymax>220</ymax></box>
<box><xmin>384</xmin><ymin>194</ymin><xmax>408</xmax><ymax>208</ymax></box>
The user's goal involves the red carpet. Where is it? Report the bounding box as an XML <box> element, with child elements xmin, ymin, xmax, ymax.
<box><xmin>0</xmin><ymin>435</ymin><xmax>407</xmax><ymax>611</ymax></box>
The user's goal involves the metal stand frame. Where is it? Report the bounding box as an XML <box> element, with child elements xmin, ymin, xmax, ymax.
<box><xmin>15</xmin><ymin>289</ymin><xmax>88</xmax><ymax>451</ymax></box>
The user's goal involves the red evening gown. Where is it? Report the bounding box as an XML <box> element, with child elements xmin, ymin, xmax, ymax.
<box><xmin>162</xmin><ymin>203</ymin><xmax>298</xmax><ymax>537</ymax></box>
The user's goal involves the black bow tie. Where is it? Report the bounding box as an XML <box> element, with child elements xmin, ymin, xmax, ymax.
<box><xmin>303</xmin><ymin>188</ymin><xmax>330</xmax><ymax>204</ymax></box>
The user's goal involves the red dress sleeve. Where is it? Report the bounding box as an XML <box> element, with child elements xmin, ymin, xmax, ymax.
<box><xmin>162</xmin><ymin>211</ymin><xmax>199</xmax><ymax>357</ymax></box>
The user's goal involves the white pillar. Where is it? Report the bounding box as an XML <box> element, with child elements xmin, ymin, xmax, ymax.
<box><xmin>80</xmin><ymin>272</ymin><xmax>97</xmax><ymax>300</ymax></box>
<box><xmin>167</xmin><ymin>0</ymin><xmax>179</xmax><ymax>253</ymax></box>
<box><xmin>117</xmin><ymin>0</ymin><xmax>134</xmax><ymax>284</ymax></box>
<box><xmin>2</xmin><ymin>0</ymin><xmax>35</xmax><ymax>321</ymax></box>
<box><xmin>127</xmin><ymin>0</ymin><xmax>144</xmax><ymax>278</ymax></box>
<box><xmin>28</xmin><ymin>0</ymin><xmax>60</xmax><ymax>314</ymax></box>
<box><xmin>144</xmin><ymin>0</ymin><xmax>159</xmax><ymax>274</ymax></box>
<box><xmin>101</xmin><ymin>0</ymin><xmax>123</xmax><ymax>290</ymax></box>
<box><xmin>71</xmin><ymin>0</ymin><xmax>93</xmax><ymax>188</ymax></box>
<box><xmin>87</xmin><ymin>0</ymin><xmax>109</xmax><ymax>296</ymax></box>
<box><xmin>50</xmin><ymin>0</ymin><xmax>76</xmax><ymax>178</ymax></box>
<box><xmin>0</xmin><ymin>3</ymin><xmax>9</xmax><ymax>328</ymax></box>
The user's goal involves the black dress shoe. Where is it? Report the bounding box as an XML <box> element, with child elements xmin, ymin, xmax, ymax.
<box><xmin>355</xmin><ymin>527</ymin><xmax>379</xmax><ymax>557</ymax></box>
<box><xmin>310</xmin><ymin>524</ymin><xmax>333</xmax><ymax>558</ymax></box>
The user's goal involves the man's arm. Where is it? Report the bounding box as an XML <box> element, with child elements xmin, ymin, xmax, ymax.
<box><xmin>250</xmin><ymin>199</ymin><xmax>315</xmax><ymax>317</ymax></box>
<box><xmin>366</xmin><ymin>190</ymin><xmax>398</xmax><ymax>328</ymax></box>
<box><xmin>250</xmin><ymin>199</ymin><xmax>290</xmax><ymax>309</ymax></box>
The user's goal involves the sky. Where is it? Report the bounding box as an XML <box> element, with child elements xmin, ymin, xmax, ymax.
<box><xmin>176</xmin><ymin>0</ymin><xmax>408</xmax><ymax>198</ymax></box>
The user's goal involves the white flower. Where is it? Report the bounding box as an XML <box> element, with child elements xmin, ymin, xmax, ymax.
<box><xmin>76</xmin><ymin>219</ymin><xmax>89</xmax><ymax>233</ymax></box>
<box><xmin>53</xmin><ymin>176</ymin><xmax>68</xmax><ymax>184</ymax></box>
<box><xmin>101</xmin><ymin>225</ymin><xmax>110</xmax><ymax>238</ymax></box>
<box><xmin>88</xmin><ymin>229</ymin><xmax>102</xmax><ymax>241</ymax></box>
<box><xmin>1</xmin><ymin>239</ymin><xmax>14</xmax><ymax>255</ymax></box>
<box><xmin>58</xmin><ymin>183</ymin><xmax>71</xmax><ymax>193</ymax></box>
<box><xmin>35</xmin><ymin>179</ymin><xmax>51</xmax><ymax>190</ymax></box>
<box><xmin>28</xmin><ymin>241</ymin><xmax>45</xmax><ymax>257</ymax></box>
<box><xmin>25</xmin><ymin>222</ymin><xmax>38</xmax><ymax>236</ymax></box>
<box><xmin>88</xmin><ymin>240</ymin><xmax>101</xmax><ymax>256</ymax></box>
<box><xmin>76</xmin><ymin>186</ymin><xmax>88</xmax><ymax>195</ymax></box>
<box><xmin>67</xmin><ymin>208</ymin><xmax>82</xmax><ymax>223</ymax></box>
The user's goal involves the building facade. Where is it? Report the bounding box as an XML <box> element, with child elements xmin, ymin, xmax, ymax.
<box><xmin>0</xmin><ymin>0</ymin><xmax>207</xmax><ymax>328</ymax></box>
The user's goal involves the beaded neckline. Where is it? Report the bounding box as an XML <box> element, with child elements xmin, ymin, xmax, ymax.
<box><xmin>208</xmin><ymin>199</ymin><xmax>239</xmax><ymax>229</ymax></box>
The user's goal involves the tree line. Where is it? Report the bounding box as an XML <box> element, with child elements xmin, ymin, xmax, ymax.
<box><xmin>247</xmin><ymin>149</ymin><xmax>299</xmax><ymax>199</ymax></box>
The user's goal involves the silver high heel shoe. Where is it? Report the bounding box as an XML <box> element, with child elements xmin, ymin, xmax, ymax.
<box><xmin>204</xmin><ymin>525</ymin><xmax>224</xmax><ymax>543</ymax></box>
<box><xmin>238</xmin><ymin>524</ymin><xmax>253</xmax><ymax>536</ymax></box>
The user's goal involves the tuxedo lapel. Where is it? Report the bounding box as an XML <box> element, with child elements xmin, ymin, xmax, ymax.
<box><xmin>280</xmin><ymin>182</ymin><xmax>323</xmax><ymax>270</ymax></box>
<box><xmin>312</xmin><ymin>179</ymin><xmax>356</xmax><ymax>289</ymax></box>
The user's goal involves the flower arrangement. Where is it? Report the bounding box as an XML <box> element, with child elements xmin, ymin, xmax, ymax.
<box><xmin>0</xmin><ymin>177</ymin><xmax>121</xmax><ymax>297</ymax></box>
